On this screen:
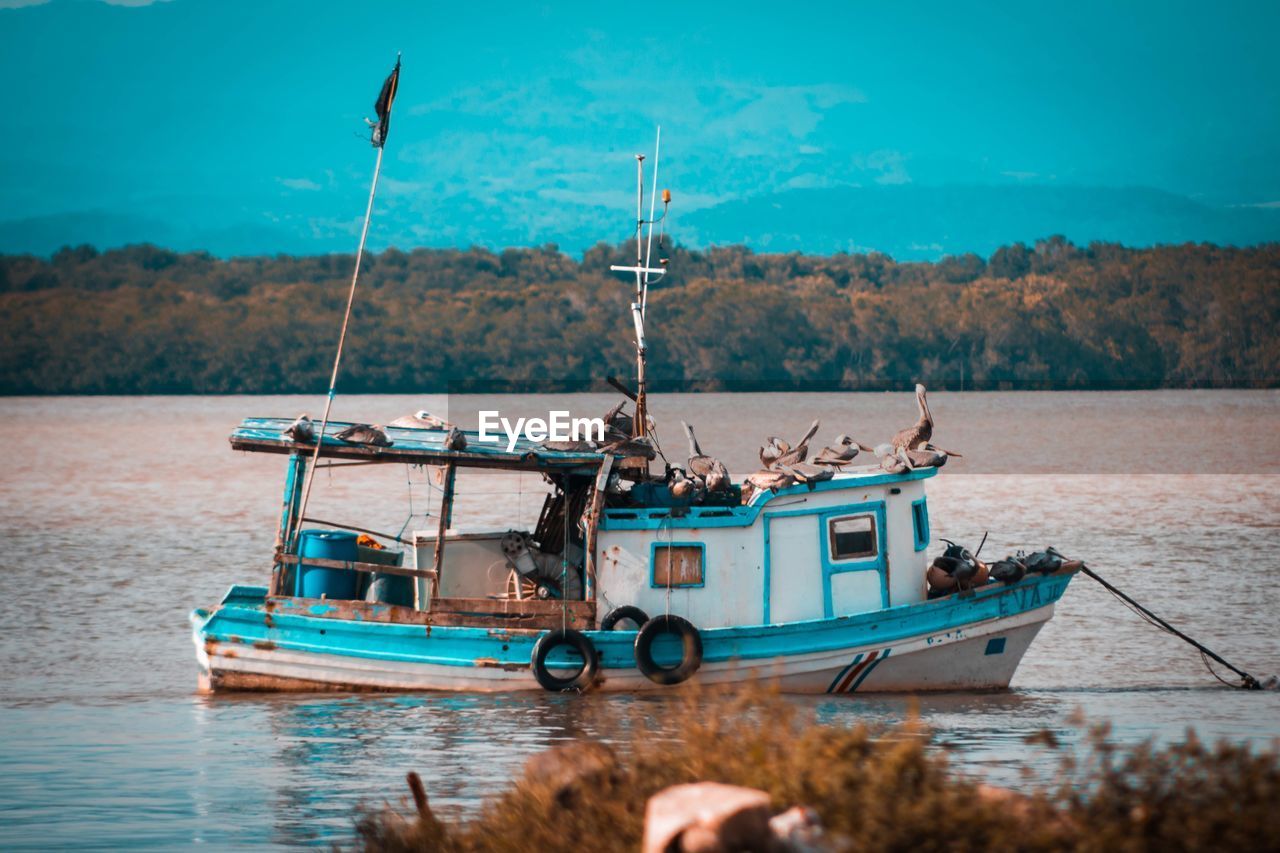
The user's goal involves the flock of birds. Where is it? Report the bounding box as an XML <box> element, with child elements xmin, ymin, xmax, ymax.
<box><xmin>674</xmin><ymin>383</ymin><xmax>961</xmax><ymax>501</ymax></box>
<box><xmin>281</xmin><ymin>410</ymin><xmax>467</xmax><ymax>451</ymax></box>
<box><xmin>277</xmin><ymin>384</ymin><xmax>959</xmax><ymax>503</ymax></box>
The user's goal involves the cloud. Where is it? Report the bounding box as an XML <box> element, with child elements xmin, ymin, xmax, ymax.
<box><xmin>277</xmin><ymin>177</ymin><xmax>321</xmax><ymax>191</ymax></box>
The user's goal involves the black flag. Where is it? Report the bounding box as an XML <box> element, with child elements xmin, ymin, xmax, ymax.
<box><xmin>369</xmin><ymin>57</ymin><xmax>400</xmax><ymax>147</ymax></box>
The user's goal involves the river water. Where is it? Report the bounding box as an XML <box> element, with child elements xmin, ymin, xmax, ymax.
<box><xmin>1</xmin><ymin>391</ymin><xmax>1278</xmax><ymax>848</ymax></box>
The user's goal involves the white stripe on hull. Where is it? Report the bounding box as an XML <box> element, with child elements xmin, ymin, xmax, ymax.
<box><xmin>196</xmin><ymin>603</ymin><xmax>1056</xmax><ymax>695</ymax></box>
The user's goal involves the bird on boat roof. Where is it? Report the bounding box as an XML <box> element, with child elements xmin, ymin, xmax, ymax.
<box><xmin>443</xmin><ymin>426</ymin><xmax>467</xmax><ymax>451</ymax></box>
<box><xmin>602</xmin><ymin>399</ymin><xmax>634</xmax><ymax>440</ymax></box>
<box><xmin>283</xmin><ymin>413</ymin><xmax>315</xmax><ymax>444</ymax></box>
<box><xmin>745</xmin><ymin>467</ymin><xmax>796</xmax><ymax>494</ymax></box>
<box><xmin>759</xmin><ymin>436</ymin><xmax>791</xmax><ymax>468</ymax></box>
<box><xmin>683</xmin><ymin>421</ymin><xmax>731</xmax><ymax>492</ymax></box>
<box><xmin>873</xmin><ymin>443</ymin><xmax>910</xmax><ymax>474</ymax></box>
<box><xmin>780</xmin><ymin>462</ymin><xmax>834</xmax><ymax>485</ymax></box>
<box><xmin>669</xmin><ymin>467</ymin><xmax>695</xmax><ymax>500</ymax></box>
<box><xmin>812</xmin><ymin>435</ymin><xmax>869</xmax><ymax>468</ymax></box>
<box><xmin>901</xmin><ymin>443</ymin><xmax>962</xmax><ymax>469</ymax></box>
<box><xmin>335</xmin><ymin>423</ymin><xmax>392</xmax><ymax>447</ymax></box>
<box><xmin>891</xmin><ymin>383</ymin><xmax>934</xmax><ymax>467</ymax></box>
<box><xmin>388</xmin><ymin>410</ymin><xmax>453</xmax><ymax>430</ymax></box>
<box><xmin>773</xmin><ymin>421</ymin><xmax>821</xmax><ymax>468</ymax></box>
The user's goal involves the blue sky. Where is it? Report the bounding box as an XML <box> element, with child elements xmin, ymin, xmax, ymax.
<box><xmin>1</xmin><ymin>0</ymin><xmax>1277</xmax><ymax>257</ymax></box>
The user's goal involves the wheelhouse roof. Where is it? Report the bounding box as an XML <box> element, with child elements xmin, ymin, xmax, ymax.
<box><xmin>229</xmin><ymin>417</ymin><xmax>611</xmax><ymax>471</ymax></box>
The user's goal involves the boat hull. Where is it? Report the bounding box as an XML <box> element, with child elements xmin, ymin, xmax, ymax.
<box><xmin>192</xmin><ymin>572</ymin><xmax>1074</xmax><ymax>695</ymax></box>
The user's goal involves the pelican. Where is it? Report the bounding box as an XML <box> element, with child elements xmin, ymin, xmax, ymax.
<box><xmin>602</xmin><ymin>400</ymin><xmax>633</xmax><ymax>440</ymax></box>
<box><xmin>759</xmin><ymin>436</ymin><xmax>791</xmax><ymax>468</ymax></box>
<box><xmin>335</xmin><ymin>423</ymin><xmax>392</xmax><ymax>447</ymax></box>
<box><xmin>443</xmin><ymin>426</ymin><xmax>467</xmax><ymax>451</ymax></box>
<box><xmin>812</xmin><ymin>435</ymin><xmax>862</xmax><ymax>468</ymax></box>
<box><xmin>989</xmin><ymin>558</ymin><xmax>1026</xmax><ymax>585</ymax></box>
<box><xmin>902</xmin><ymin>446</ymin><xmax>949</xmax><ymax>468</ymax></box>
<box><xmin>683</xmin><ymin>421</ymin><xmax>731</xmax><ymax>492</ymax></box>
<box><xmin>873</xmin><ymin>443</ymin><xmax>910</xmax><ymax>474</ymax></box>
<box><xmin>745</xmin><ymin>467</ymin><xmax>796</xmax><ymax>493</ymax></box>
<box><xmin>283</xmin><ymin>413</ymin><xmax>315</xmax><ymax>444</ymax></box>
<box><xmin>389</xmin><ymin>410</ymin><xmax>453</xmax><ymax>430</ymax></box>
<box><xmin>781</xmin><ymin>462</ymin><xmax>834</xmax><ymax>484</ymax></box>
<box><xmin>891</xmin><ymin>383</ymin><xmax>934</xmax><ymax>467</ymax></box>
<box><xmin>669</xmin><ymin>468</ymin><xmax>695</xmax><ymax>500</ymax></box>
<box><xmin>601</xmin><ymin>435</ymin><xmax>656</xmax><ymax>459</ymax></box>
<box><xmin>774</xmin><ymin>420</ymin><xmax>821</xmax><ymax>468</ymax></box>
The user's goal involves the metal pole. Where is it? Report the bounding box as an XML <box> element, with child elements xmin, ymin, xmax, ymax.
<box><xmin>293</xmin><ymin>144</ymin><xmax>386</xmax><ymax>541</ymax></box>
<box><xmin>633</xmin><ymin>154</ymin><xmax>648</xmax><ymax>442</ymax></box>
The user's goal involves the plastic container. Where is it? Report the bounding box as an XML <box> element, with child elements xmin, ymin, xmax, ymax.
<box><xmin>295</xmin><ymin>529</ymin><xmax>360</xmax><ymax>600</ymax></box>
<box><xmin>359</xmin><ymin>545</ymin><xmax>413</xmax><ymax>607</ymax></box>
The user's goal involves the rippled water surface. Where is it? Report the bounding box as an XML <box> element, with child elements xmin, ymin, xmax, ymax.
<box><xmin>1</xmin><ymin>391</ymin><xmax>1278</xmax><ymax>848</ymax></box>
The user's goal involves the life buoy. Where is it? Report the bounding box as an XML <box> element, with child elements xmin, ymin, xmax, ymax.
<box><xmin>634</xmin><ymin>615</ymin><xmax>703</xmax><ymax>685</ymax></box>
<box><xmin>601</xmin><ymin>605</ymin><xmax>650</xmax><ymax>631</ymax></box>
<box><xmin>530</xmin><ymin>629</ymin><xmax>598</xmax><ymax>692</ymax></box>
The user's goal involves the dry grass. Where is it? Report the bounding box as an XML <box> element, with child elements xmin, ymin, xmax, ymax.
<box><xmin>354</xmin><ymin>686</ymin><xmax>1280</xmax><ymax>852</ymax></box>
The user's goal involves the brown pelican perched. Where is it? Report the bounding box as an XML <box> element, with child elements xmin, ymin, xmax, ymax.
<box><xmin>283</xmin><ymin>413</ymin><xmax>315</xmax><ymax>444</ymax></box>
<box><xmin>683</xmin><ymin>421</ymin><xmax>731</xmax><ymax>492</ymax></box>
<box><xmin>781</xmin><ymin>462</ymin><xmax>835</xmax><ymax>484</ymax></box>
<box><xmin>602</xmin><ymin>400</ymin><xmax>633</xmax><ymax>440</ymax></box>
<box><xmin>774</xmin><ymin>420</ymin><xmax>821</xmax><ymax>468</ymax></box>
<box><xmin>759</xmin><ymin>436</ymin><xmax>791</xmax><ymax>468</ymax></box>
<box><xmin>892</xmin><ymin>384</ymin><xmax>934</xmax><ymax>455</ymax></box>
<box><xmin>443</xmin><ymin>426</ymin><xmax>467</xmax><ymax>451</ymax></box>
<box><xmin>335</xmin><ymin>423</ymin><xmax>392</xmax><ymax>447</ymax></box>
<box><xmin>812</xmin><ymin>435</ymin><xmax>865</xmax><ymax>468</ymax></box>
<box><xmin>873</xmin><ymin>443</ymin><xmax>910</xmax><ymax>474</ymax></box>
<box><xmin>902</xmin><ymin>444</ymin><xmax>956</xmax><ymax>468</ymax></box>
<box><xmin>388</xmin><ymin>410</ymin><xmax>453</xmax><ymax>430</ymax></box>
<box><xmin>745</xmin><ymin>467</ymin><xmax>796</xmax><ymax>493</ymax></box>
<box><xmin>669</xmin><ymin>468</ymin><xmax>695</xmax><ymax>500</ymax></box>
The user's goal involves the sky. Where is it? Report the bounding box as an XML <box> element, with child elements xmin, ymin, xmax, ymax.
<box><xmin>1</xmin><ymin>0</ymin><xmax>1278</xmax><ymax>258</ymax></box>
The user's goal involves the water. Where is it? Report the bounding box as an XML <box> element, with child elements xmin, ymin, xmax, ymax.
<box><xmin>1</xmin><ymin>391</ymin><xmax>1278</xmax><ymax>848</ymax></box>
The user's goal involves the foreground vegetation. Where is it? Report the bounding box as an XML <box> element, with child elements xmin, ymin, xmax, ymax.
<box><xmin>2</xmin><ymin>238</ymin><xmax>1277</xmax><ymax>394</ymax></box>
<box><xmin>355</xmin><ymin>688</ymin><xmax>1280</xmax><ymax>852</ymax></box>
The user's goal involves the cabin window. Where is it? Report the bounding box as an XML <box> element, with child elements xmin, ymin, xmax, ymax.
<box><xmin>912</xmin><ymin>498</ymin><xmax>930</xmax><ymax>552</ymax></box>
<box><xmin>828</xmin><ymin>515</ymin><xmax>877</xmax><ymax>562</ymax></box>
<box><xmin>651</xmin><ymin>543</ymin><xmax>705</xmax><ymax>588</ymax></box>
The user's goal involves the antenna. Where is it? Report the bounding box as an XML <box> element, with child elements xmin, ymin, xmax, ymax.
<box><xmin>609</xmin><ymin>128</ymin><xmax>672</xmax><ymax>461</ymax></box>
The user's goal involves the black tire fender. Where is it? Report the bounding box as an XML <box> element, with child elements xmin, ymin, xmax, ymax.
<box><xmin>600</xmin><ymin>605</ymin><xmax>650</xmax><ymax>631</ymax></box>
<box><xmin>634</xmin><ymin>615</ymin><xmax>703</xmax><ymax>685</ymax></box>
<box><xmin>530</xmin><ymin>629</ymin><xmax>599</xmax><ymax>692</ymax></box>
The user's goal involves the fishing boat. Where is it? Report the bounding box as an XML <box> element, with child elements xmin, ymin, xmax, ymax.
<box><xmin>189</xmin><ymin>68</ymin><xmax>1081</xmax><ymax>693</ymax></box>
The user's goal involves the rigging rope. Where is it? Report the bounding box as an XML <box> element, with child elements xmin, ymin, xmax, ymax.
<box><xmin>293</xmin><ymin>144</ymin><xmax>386</xmax><ymax>543</ymax></box>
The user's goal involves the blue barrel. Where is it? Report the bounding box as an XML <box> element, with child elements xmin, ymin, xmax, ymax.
<box><xmin>295</xmin><ymin>530</ymin><xmax>360</xmax><ymax>600</ymax></box>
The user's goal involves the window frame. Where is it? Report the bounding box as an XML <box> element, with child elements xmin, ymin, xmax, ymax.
<box><xmin>911</xmin><ymin>497</ymin><xmax>930</xmax><ymax>552</ymax></box>
<box><xmin>826</xmin><ymin>514</ymin><xmax>879</xmax><ymax>563</ymax></box>
<box><xmin>649</xmin><ymin>541</ymin><xmax>707</xmax><ymax>589</ymax></box>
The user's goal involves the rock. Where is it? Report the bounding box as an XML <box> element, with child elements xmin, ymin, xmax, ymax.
<box><xmin>643</xmin><ymin>782</ymin><xmax>774</xmax><ymax>853</ymax></box>
<box><xmin>521</xmin><ymin>741</ymin><xmax>617</xmax><ymax>806</ymax></box>
<box><xmin>768</xmin><ymin>806</ymin><xmax>826</xmax><ymax>852</ymax></box>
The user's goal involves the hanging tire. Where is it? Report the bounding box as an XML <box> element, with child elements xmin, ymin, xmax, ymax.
<box><xmin>531</xmin><ymin>629</ymin><xmax>599</xmax><ymax>692</ymax></box>
<box><xmin>634</xmin><ymin>615</ymin><xmax>703</xmax><ymax>685</ymax></box>
<box><xmin>601</xmin><ymin>605</ymin><xmax>650</xmax><ymax>631</ymax></box>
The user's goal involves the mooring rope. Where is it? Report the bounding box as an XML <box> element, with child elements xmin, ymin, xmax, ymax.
<box><xmin>1081</xmin><ymin>565</ymin><xmax>1262</xmax><ymax>690</ymax></box>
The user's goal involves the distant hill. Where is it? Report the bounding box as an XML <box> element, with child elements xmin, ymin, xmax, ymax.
<box><xmin>681</xmin><ymin>185</ymin><xmax>1280</xmax><ymax>261</ymax></box>
<box><xmin>2</xmin><ymin>184</ymin><xmax>1276</xmax><ymax>261</ymax></box>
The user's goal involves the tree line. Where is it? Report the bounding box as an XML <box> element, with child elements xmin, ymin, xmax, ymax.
<box><xmin>1</xmin><ymin>237</ymin><xmax>1277</xmax><ymax>394</ymax></box>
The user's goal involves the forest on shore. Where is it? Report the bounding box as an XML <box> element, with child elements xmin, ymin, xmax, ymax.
<box><xmin>1</xmin><ymin>237</ymin><xmax>1277</xmax><ymax>394</ymax></box>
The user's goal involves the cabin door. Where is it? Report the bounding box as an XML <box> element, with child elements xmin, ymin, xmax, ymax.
<box><xmin>766</xmin><ymin>514</ymin><xmax>825</xmax><ymax>623</ymax></box>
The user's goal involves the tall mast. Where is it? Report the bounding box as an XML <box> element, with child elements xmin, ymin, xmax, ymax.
<box><xmin>610</xmin><ymin>129</ymin><xmax>670</xmax><ymax>463</ymax></box>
